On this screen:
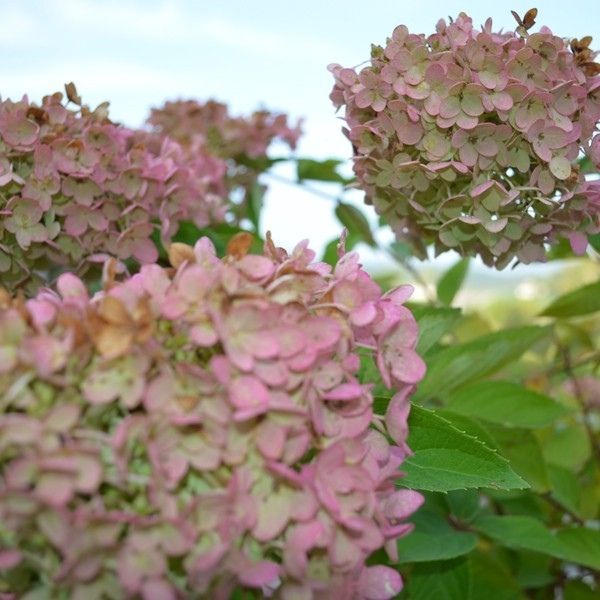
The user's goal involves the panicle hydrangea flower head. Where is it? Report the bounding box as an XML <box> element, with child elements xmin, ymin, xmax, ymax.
<box><xmin>329</xmin><ymin>13</ymin><xmax>600</xmax><ymax>268</ymax></box>
<box><xmin>0</xmin><ymin>234</ymin><xmax>424</xmax><ymax>599</ymax></box>
<box><xmin>0</xmin><ymin>86</ymin><xmax>228</xmax><ymax>292</ymax></box>
<box><xmin>147</xmin><ymin>99</ymin><xmax>303</xmax><ymax>223</ymax></box>
<box><xmin>147</xmin><ymin>99</ymin><xmax>302</xmax><ymax>160</ymax></box>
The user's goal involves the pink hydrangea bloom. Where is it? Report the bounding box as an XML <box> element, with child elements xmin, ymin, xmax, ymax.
<box><xmin>0</xmin><ymin>87</ymin><xmax>228</xmax><ymax>292</ymax></box>
<box><xmin>330</xmin><ymin>13</ymin><xmax>600</xmax><ymax>268</ymax></box>
<box><xmin>147</xmin><ymin>98</ymin><xmax>302</xmax><ymax>160</ymax></box>
<box><xmin>0</xmin><ymin>235</ymin><xmax>424</xmax><ymax>599</ymax></box>
<box><xmin>146</xmin><ymin>98</ymin><xmax>303</xmax><ymax>226</ymax></box>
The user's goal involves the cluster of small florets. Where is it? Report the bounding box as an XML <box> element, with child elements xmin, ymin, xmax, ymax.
<box><xmin>147</xmin><ymin>99</ymin><xmax>302</xmax><ymax>160</ymax></box>
<box><xmin>0</xmin><ymin>234</ymin><xmax>424</xmax><ymax>599</ymax></box>
<box><xmin>330</xmin><ymin>13</ymin><xmax>600</xmax><ymax>268</ymax></box>
<box><xmin>147</xmin><ymin>99</ymin><xmax>302</xmax><ymax>222</ymax></box>
<box><xmin>0</xmin><ymin>89</ymin><xmax>228</xmax><ymax>292</ymax></box>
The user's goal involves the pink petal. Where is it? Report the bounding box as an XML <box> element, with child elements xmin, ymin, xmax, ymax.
<box><xmin>253</xmin><ymin>493</ymin><xmax>291</xmax><ymax>541</ymax></box>
<box><xmin>568</xmin><ymin>231</ymin><xmax>588</xmax><ymax>255</ymax></box>
<box><xmin>383</xmin><ymin>489</ymin><xmax>424</xmax><ymax>520</ymax></box>
<box><xmin>229</xmin><ymin>376</ymin><xmax>269</xmax><ymax>409</ymax></box>
<box><xmin>190</xmin><ymin>323</ymin><xmax>218</xmax><ymax>346</ymax></box>
<box><xmin>302</xmin><ymin>317</ymin><xmax>341</xmax><ymax>351</ymax></box>
<box><xmin>64</xmin><ymin>213</ymin><xmax>87</xmax><ymax>236</ymax></box>
<box><xmin>358</xmin><ymin>565</ymin><xmax>404</xmax><ymax>600</ymax></box>
<box><xmin>132</xmin><ymin>238</ymin><xmax>159</xmax><ymax>263</ymax></box>
<box><xmin>351</xmin><ymin>301</ymin><xmax>378</xmax><ymax>327</ymax></box>
<box><xmin>237</xmin><ymin>255</ymin><xmax>275</xmax><ymax>280</ymax></box>
<box><xmin>492</xmin><ymin>91</ymin><xmax>513</xmax><ymax>111</ymax></box>
<box><xmin>256</xmin><ymin>420</ymin><xmax>286</xmax><ymax>460</ymax></box>
<box><xmin>57</xmin><ymin>273</ymin><xmax>89</xmax><ymax>307</ymax></box>
<box><xmin>390</xmin><ymin>348</ymin><xmax>426</xmax><ymax>384</ymax></box>
<box><xmin>141</xmin><ymin>578</ymin><xmax>176</xmax><ymax>600</ymax></box>
<box><xmin>26</xmin><ymin>298</ymin><xmax>56</xmax><ymax>327</ymax></box>
<box><xmin>74</xmin><ymin>454</ymin><xmax>102</xmax><ymax>493</ymax></box>
<box><xmin>323</xmin><ymin>382</ymin><xmax>364</xmax><ymax>401</ymax></box>
<box><xmin>36</xmin><ymin>472</ymin><xmax>74</xmax><ymax>506</ymax></box>
<box><xmin>484</xmin><ymin>217</ymin><xmax>508</xmax><ymax>233</ymax></box>
<box><xmin>0</xmin><ymin>549</ymin><xmax>22</xmax><ymax>570</ymax></box>
<box><xmin>385</xmin><ymin>390</ymin><xmax>412</xmax><ymax>446</ymax></box>
<box><xmin>384</xmin><ymin>285</ymin><xmax>414</xmax><ymax>304</ymax></box>
<box><xmin>275</xmin><ymin>326</ymin><xmax>306</xmax><ymax>358</ymax></box>
<box><xmin>238</xmin><ymin>560</ymin><xmax>281</xmax><ymax>588</ymax></box>
<box><xmin>248</xmin><ymin>331</ymin><xmax>279</xmax><ymax>360</ymax></box>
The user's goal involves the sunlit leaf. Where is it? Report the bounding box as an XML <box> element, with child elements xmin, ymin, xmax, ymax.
<box><xmin>410</xmin><ymin>305</ymin><xmax>461</xmax><ymax>355</ymax></box>
<box><xmin>400</xmin><ymin>406</ymin><xmax>528</xmax><ymax>492</ymax></box>
<box><xmin>475</xmin><ymin>516</ymin><xmax>600</xmax><ymax>569</ymax></box>
<box><xmin>437</xmin><ymin>258</ymin><xmax>470</xmax><ymax>306</ymax></box>
<box><xmin>415</xmin><ymin>327</ymin><xmax>550</xmax><ymax>400</ymax></box>
<box><xmin>540</xmin><ymin>280</ymin><xmax>600</xmax><ymax>318</ymax></box>
<box><xmin>296</xmin><ymin>157</ymin><xmax>347</xmax><ymax>183</ymax></box>
<box><xmin>446</xmin><ymin>381</ymin><xmax>568</xmax><ymax>428</ymax></box>
<box><xmin>334</xmin><ymin>202</ymin><xmax>376</xmax><ymax>246</ymax></box>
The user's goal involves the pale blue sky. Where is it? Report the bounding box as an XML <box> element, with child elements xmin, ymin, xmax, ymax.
<box><xmin>1</xmin><ymin>0</ymin><xmax>597</xmax><ymax>282</ymax></box>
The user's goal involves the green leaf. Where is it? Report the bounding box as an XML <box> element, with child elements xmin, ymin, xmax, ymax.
<box><xmin>475</xmin><ymin>516</ymin><xmax>600</xmax><ymax>569</ymax></box>
<box><xmin>589</xmin><ymin>233</ymin><xmax>600</xmax><ymax>254</ymax></box>
<box><xmin>540</xmin><ymin>280</ymin><xmax>600</xmax><ymax>318</ymax></box>
<box><xmin>539</xmin><ymin>422</ymin><xmax>592</xmax><ymax>472</ymax></box>
<box><xmin>408</xmin><ymin>557</ymin><xmax>471</xmax><ymax>600</ymax></box>
<box><xmin>577</xmin><ymin>155</ymin><xmax>596</xmax><ymax>175</ymax></box>
<box><xmin>469</xmin><ymin>550</ymin><xmax>527</xmax><ymax>600</ymax></box>
<box><xmin>474</xmin><ymin>515</ymin><xmax>562</xmax><ymax>555</ymax></box>
<box><xmin>409</xmin><ymin>305</ymin><xmax>461</xmax><ymax>355</ymax></box>
<box><xmin>234</xmin><ymin>154</ymin><xmax>286</xmax><ymax>173</ymax></box>
<box><xmin>414</xmin><ymin>326</ymin><xmax>550</xmax><ymax>401</ymax></box>
<box><xmin>514</xmin><ymin>551</ymin><xmax>554</xmax><ymax>589</ymax></box>
<box><xmin>445</xmin><ymin>489</ymin><xmax>481</xmax><ymax>523</ymax></box>
<box><xmin>564</xmin><ymin>580</ymin><xmax>599</xmax><ymax>600</ymax></box>
<box><xmin>446</xmin><ymin>381</ymin><xmax>568</xmax><ymax>428</ymax></box>
<box><xmin>296</xmin><ymin>158</ymin><xmax>347</xmax><ymax>183</ymax></box>
<box><xmin>437</xmin><ymin>258</ymin><xmax>470</xmax><ymax>306</ymax></box>
<box><xmin>548</xmin><ymin>465</ymin><xmax>582</xmax><ymax>517</ymax></box>
<box><xmin>173</xmin><ymin>220</ymin><xmax>205</xmax><ymax>246</ymax></box>
<box><xmin>229</xmin><ymin>588</ymin><xmax>256</xmax><ymax>600</ymax></box>
<box><xmin>555</xmin><ymin>527</ymin><xmax>600</xmax><ymax>570</ymax></box>
<box><xmin>489</xmin><ymin>427</ymin><xmax>550</xmax><ymax>492</ymax></box>
<box><xmin>436</xmin><ymin>410</ymin><xmax>499</xmax><ymax>450</ymax></box>
<box><xmin>400</xmin><ymin>406</ymin><xmax>528</xmax><ymax>492</ymax></box>
<box><xmin>334</xmin><ymin>202</ymin><xmax>376</xmax><ymax>246</ymax></box>
<box><xmin>397</xmin><ymin>508</ymin><xmax>478</xmax><ymax>563</ymax></box>
<box><xmin>484</xmin><ymin>487</ymin><xmax>546</xmax><ymax>519</ymax></box>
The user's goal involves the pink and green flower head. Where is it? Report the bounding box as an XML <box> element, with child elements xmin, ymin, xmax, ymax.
<box><xmin>330</xmin><ymin>11</ymin><xmax>600</xmax><ymax>268</ymax></box>
<box><xmin>0</xmin><ymin>234</ymin><xmax>423</xmax><ymax>598</ymax></box>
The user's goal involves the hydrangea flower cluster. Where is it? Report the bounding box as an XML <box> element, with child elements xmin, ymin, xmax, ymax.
<box><xmin>329</xmin><ymin>13</ymin><xmax>600</xmax><ymax>268</ymax></box>
<box><xmin>0</xmin><ymin>89</ymin><xmax>228</xmax><ymax>292</ymax></box>
<box><xmin>147</xmin><ymin>99</ymin><xmax>302</xmax><ymax>222</ymax></box>
<box><xmin>147</xmin><ymin>99</ymin><xmax>302</xmax><ymax>160</ymax></box>
<box><xmin>0</xmin><ymin>234</ymin><xmax>425</xmax><ymax>599</ymax></box>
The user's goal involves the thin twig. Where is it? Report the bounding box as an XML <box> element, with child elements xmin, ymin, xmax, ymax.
<box><xmin>555</xmin><ymin>334</ymin><xmax>600</xmax><ymax>460</ymax></box>
<box><xmin>541</xmin><ymin>492</ymin><xmax>585</xmax><ymax>526</ymax></box>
